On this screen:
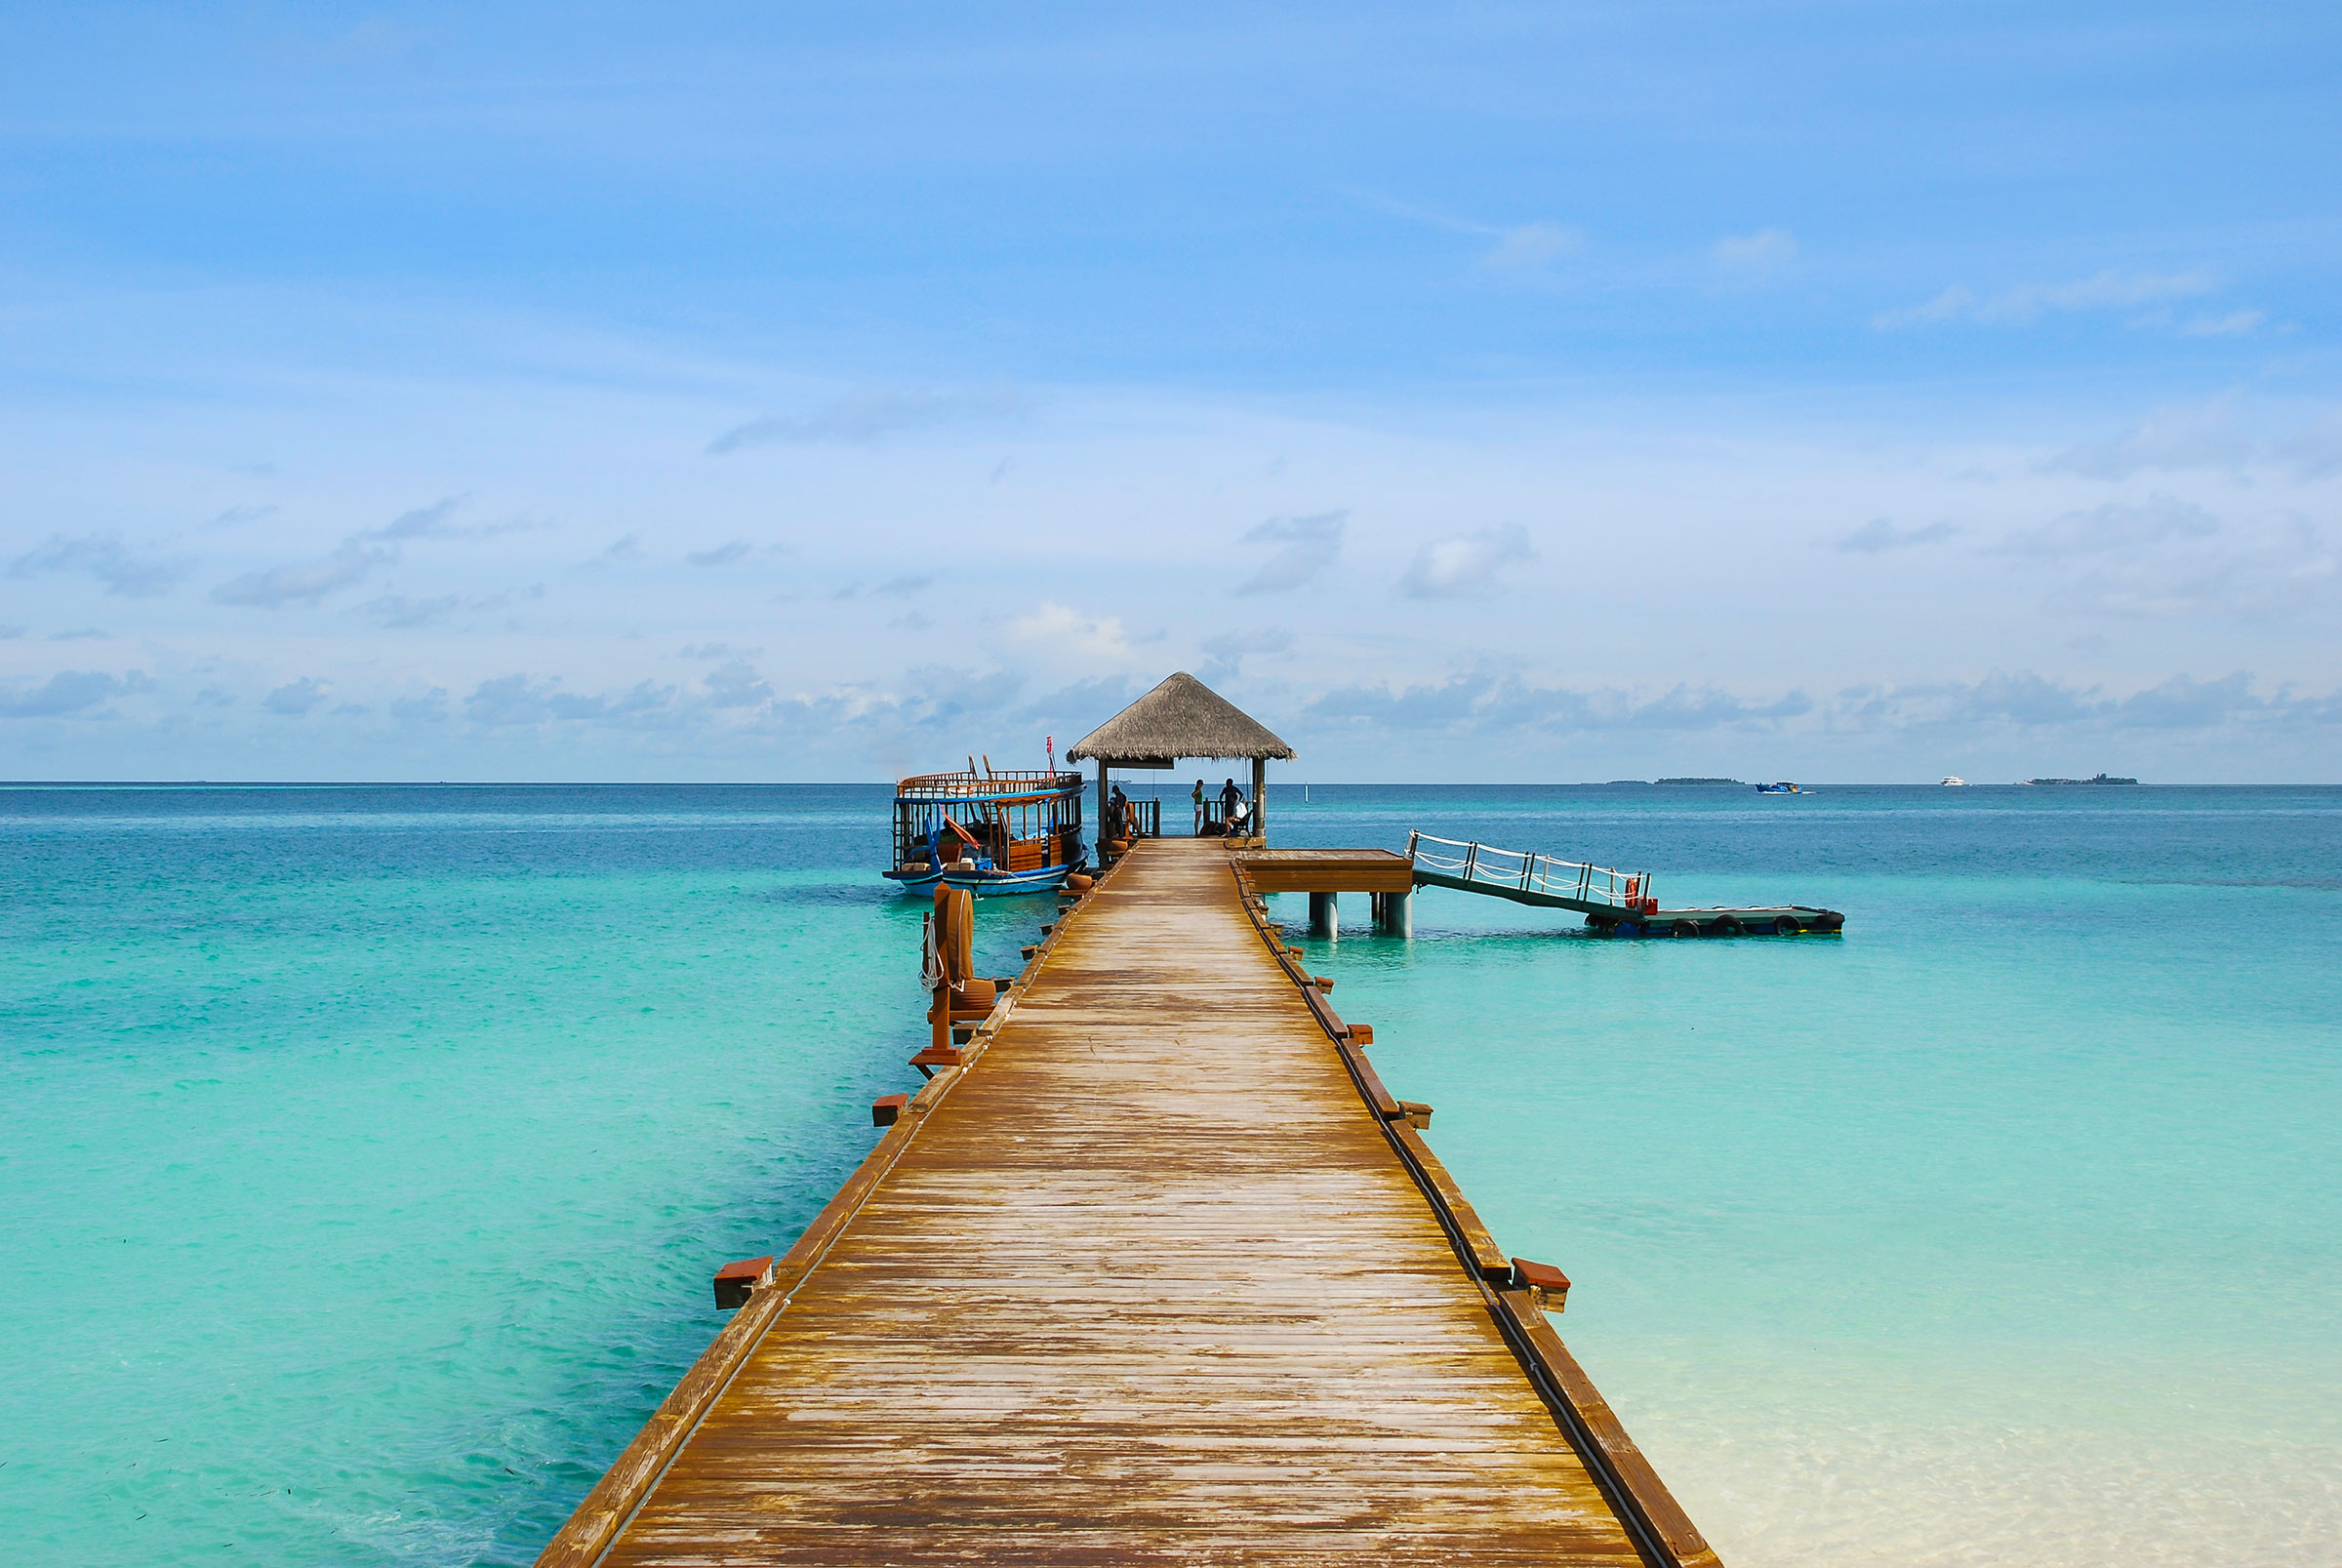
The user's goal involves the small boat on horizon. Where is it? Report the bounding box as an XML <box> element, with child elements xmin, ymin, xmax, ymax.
<box><xmin>1754</xmin><ymin>782</ymin><xmax>1801</xmax><ymax>794</ymax></box>
<box><xmin>1942</xmin><ymin>775</ymin><xmax>1967</xmax><ymax>786</ymax></box>
<box><xmin>884</xmin><ymin>763</ymin><xmax>1089</xmax><ymax>898</ymax></box>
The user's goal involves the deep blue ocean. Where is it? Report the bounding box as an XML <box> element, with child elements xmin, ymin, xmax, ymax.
<box><xmin>3</xmin><ymin>783</ymin><xmax>2337</xmax><ymax>1566</ymax></box>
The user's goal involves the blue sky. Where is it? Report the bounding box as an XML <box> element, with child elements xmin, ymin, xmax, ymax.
<box><xmin>3</xmin><ymin>2</ymin><xmax>2338</xmax><ymax>781</ymax></box>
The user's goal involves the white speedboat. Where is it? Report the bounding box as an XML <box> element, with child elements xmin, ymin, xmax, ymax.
<box><xmin>1941</xmin><ymin>775</ymin><xmax>1967</xmax><ymax>786</ymax></box>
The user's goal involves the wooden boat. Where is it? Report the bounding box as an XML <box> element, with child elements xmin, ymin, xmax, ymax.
<box><xmin>883</xmin><ymin>766</ymin><xmax>1088</xmax><ymax>897</ymax></box>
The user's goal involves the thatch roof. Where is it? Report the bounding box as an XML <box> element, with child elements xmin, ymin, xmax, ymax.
<box><xmin>1066</xmin><ymin>672</ymin><xmax>1296</xmax><ymax>764</ymax></box>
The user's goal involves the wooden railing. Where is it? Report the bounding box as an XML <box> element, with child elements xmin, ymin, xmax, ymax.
<box><xmin>1110</xmin><ymin>798</ymin><xmax>1161</xmax><ymax>839</ymax></box>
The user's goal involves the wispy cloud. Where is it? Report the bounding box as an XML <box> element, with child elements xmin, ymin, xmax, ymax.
<box><xmin>1714</xmin><ymin>227</ymin><xmax>1798</xmax><ymax>274</ymax></box>
<box><xmin>1477</xmin><ymin>221</ymin><xmax>1587</xmax><ymax>273</ymax></box>
<box><xmin>360</xmin><ymin>593</ymin><xmax>465</xmax><ymax>628</ymax></box>
<box><xmin>1830</xmin><ymin>518</ymin><xmax>1957</xmax><ymax>553</ymax></box>
<box><xmin>2046</xmin><ymin>396</ymin><xmax>2254</xmax><ymax>480</ymax></box>
<box><xmin>1197</xmin><ymin>626</ymin><xmax>1294</xmax><ymax>684</ymax></box>
<box><xmin>1875</xmin><ymin>268</ymin><xmax>2218</xmax><ymax>329</ymax></box>
<box><xmin>0</xmin><ymin>668</ymin><xmax>152</xmax><ymax>718</ymax></box>
<box><xmin>1308</xmin><ymin>673</ymin><xmax>1809</xmax><ymax>735</ymax></box>
<box><xmin>2044</xmin><ymin>517</ymin><xmax>2336</xmax><ymax>621</ymax></box>
<box><xmin>213</xmin><ymin>496</ymin><xmax>484</xmax><ymax>609</ymax></box>
<box><xmin>2278</xmin><ymin>409</ymin><xmax>2342</xmax><ymax>480</ymax></box>
<box><xmin>1305</xmin><ymin>666</ymin><xmax>2338</xmax><ymax>745</ymax></box>
<box><xmin>464</xmin><ymin>673</ymin><xmax>683</xmax><ymax>729</ymax></box>
<box><xmin>832</xmin><ymin>574</ymin><xmax>931</xmax><ymax>601</ymax></box>
<box><xmin>1994</xmin><ymin>497</ymin><xmax>2221</xmax><ymax>559</ymax></box>
<box><xmin>1006</xmin><ymin>602</ymin><xmax>1132</xmax><ymax>663</ymax></box>
<box><xmin>214</xmin><ymin>541</ymin><xmax>385</xmax><ymax>608</ymax></box>
<box><xmin>1353</xmin><ymin>191</ymin><xmax>1587</xmax><ymax>277</ymax></box>
<box><xmin>8</xmin><ymin>533</ymin><xmax>188</xmax><ymax>598</ymax></box>
<box><xmin>389</xmin><ymin>690</ymin><xmax>449</xmax><ymax>725</ymax></box>
<box><xmin>686</xmin><ymin>540</ymin><xmax>752</xmax><ymax>568</ymax></box>
<box><xmin>2181</xmin><ymin>309</ymin><xmax>2264</xmax><ymax>338</ymax></box>
<box><xmin>1834</xmin><ymin>668</ymin><xmax>2342</xmax><ymax>733</ymax></box>
<box><xmin>707</xmin><ymin>383</ymin><xmax>1030</xmax><ymax>454</ymax></box>
<box><xmin>264</xmin><ymin>676</ymin><xmax>333</xmax><ymax>715</ymax></box>
<box><xmin>1399</xmin><ymin>525</ymin><xmax>1534</xmax><ymax>598</ymax></box>
<box><xmin>704</xmin><ymin>658</ymin><xmax>774</xmax><ymax>708</ymax></box>
<box><xmin>362</xmin><ymin>497</ymin><xmax>466</xmax><ymax>542</ymax></box>
<box><xmin>1236</xmin><ymin>510</ymin><xmax>1346</xmax><ymax>595</ymax></box>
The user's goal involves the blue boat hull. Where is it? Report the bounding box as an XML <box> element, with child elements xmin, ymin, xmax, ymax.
<box><xmin>883</xmin><ymin>861</ymin><xmax>1085</xmax><ymax>898</ymax></box>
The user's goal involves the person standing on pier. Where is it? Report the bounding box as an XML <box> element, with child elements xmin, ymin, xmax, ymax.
<box><xmin>1220</xmin><ymin>777</ymin><xmax>1243</xmax><ymax>834</ymax></box>
<box><xmin>1192</xmin><ymin>779</ymin><xmax>1205</xmax><ymax>835</ymax></box>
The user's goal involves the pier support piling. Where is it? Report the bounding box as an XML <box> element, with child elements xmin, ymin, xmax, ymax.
<box><xmin>1371</xmin><ymin>889</ymin><xmax>1413</xmax><ymax>937</ymax></box>
<box><xmin>1308</xmin><ymin>890</ymin><xmax>1338</xmax><ymax>939</ymax></box>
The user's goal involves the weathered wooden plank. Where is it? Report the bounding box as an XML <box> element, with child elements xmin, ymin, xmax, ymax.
<box><xmin>549</xmin><ymin>836</ymin><xmax>1709</xmax><ymax>1568</ymax></box>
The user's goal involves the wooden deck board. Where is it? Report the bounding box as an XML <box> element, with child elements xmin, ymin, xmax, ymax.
<box><xmin>1231</xmin><ymin>847</ymin><xmax>1416</xmax><ymax>894</ymax></box>
<box><xmin>588</xmin><ymin>837</ymin><xmax>1664</xmax><ymax>1567</ymax></box>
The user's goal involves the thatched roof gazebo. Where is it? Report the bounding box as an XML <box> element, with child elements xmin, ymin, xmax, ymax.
<box><xmin>1068</xmin><ymin>672</ymin><xmax>1295</xmax><ymax>848</ymax></box>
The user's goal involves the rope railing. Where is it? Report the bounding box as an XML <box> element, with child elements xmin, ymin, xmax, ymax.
<box><xmin>1406</xmin><ymin>830</ymin><xmax>1650</xmax><ymax>910</ymax></box>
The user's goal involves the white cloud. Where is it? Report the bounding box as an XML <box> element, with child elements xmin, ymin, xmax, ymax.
<box><xmin>1714</xmin><ymin>227</ymin><xmax>1798</xmax><ymax>273</ymax></box>
<box><xmin>1995</xmin><ymin>497</ymin><xmax>2221</xmax><ymax>559</ymax></box>
<box><xmin>211</xmin><ymin>496</ymin><xmax>492</xmax><ymax>609</ymax></box>
<box><xmin>1236</xmin><ymin>510</ymin><xmax>1346</xmax><ymax>594</ymax></box>
<box><xmin>704</xmin><ymin>658</ymin><xmax>774</xmax><ymax>708</ymax></box>
<box><xmin>2045</xmin><ymin>517</ymin><xmax>2337</xmax><ymax>621</ymax></box>
<box><xmin>2047</xmin><ymin>396</ymin><xmax>2253</xmax><ymax>480</ymax></box>
<box><xmin>2181</xmin><ymin>309</ymin><xmax>2265</xmax><ymax>338</ymax></box>
<box><xmin>364</xmin><ymin>496</ymin><xmax>466</xmax><ymax>542</ymax></box>
<box><xmin>686</xmin><ymin>540</ymin><xmax>752</xmax><ymax>568</ymax></box>
<box><xmin>361</xmin><ymin>593</ymin><xmax>464</xmax><ymax>628</ymax></box>
<box><xmin>1399</xmin><ymin>525</ymin><xmax>1535</xmax><ymax>598</ymax></box>
<box><xmin>707</xmin><ymin>383</ymin><xmax>1030</xmax><ymax>454</ymax></box>
<box><xmin>1479</xmin><ymin>221</ymin><xmax>1586</xmax><ymax>273</ymax></box>
<box><xmin>2278</xmin><ymin>408</ymin><xmax>2342</xmax><ymax>480</ymax></box>
<box><xmin>1875</xmin><ymin>268</ymin><xmax>2219</xmax><ymax>329</ymax></box>
<box><xmin>1197</xmin><ymin>626</ymin><xmax>1294</xmax><ymax>684</ymax></box>
<box><xmin>1306</xmin><ymin>673</ymin><xmax>1812</xmax><ymax>735</ymax></box>
<box><xmin>214</xmin><ymin>542</ymin><xmax>385</xmax><ymax>608</ymax></box>
<box><xmin>1830</xmin><ymin>518</ymin><xmax>1958</xmax><ymax>553</ymax></box>
<box><xmin>0</xmin><ymin>669</ymin><xmax>151</xmax><ymax>718</ymax></box>
<box><xmin>264</xmin><ymin>676</ymin><xmax>333</xmax><ymax>715</ymax></box>
<box><xmin>9</xmin><ymin>533</ymin><xmax>189</xmax><ymax>598</ymax></box>
<box><xmin>1006</xmin><ymin>602</ymin><xmax>1132</xmax><ymax>663</ymax></box>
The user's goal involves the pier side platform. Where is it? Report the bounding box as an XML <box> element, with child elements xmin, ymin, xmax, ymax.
<box><xmin>540</xmin><ymin>836</ymin><xmax>1714</xmax><ymax>1567</ymax></box>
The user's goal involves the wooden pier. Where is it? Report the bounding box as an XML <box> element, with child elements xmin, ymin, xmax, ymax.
<box><xmin>538</xmin><ymin>836</ymin><xmax>1716</xmax><ymax>1567</ymax></box>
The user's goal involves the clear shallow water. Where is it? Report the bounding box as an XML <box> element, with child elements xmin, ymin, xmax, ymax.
<box><xmin>3</xmin><ymin>784</ymin><xmax>2337</xmax><ymax>1565</ymax></box>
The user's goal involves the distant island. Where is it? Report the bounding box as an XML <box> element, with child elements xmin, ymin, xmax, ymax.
<box><xmin>2024</xmin><ymin>774</ymin><xmax>2139</xmax><ymax>785</ymax></box>
<box><xmin>1654</xmin><ymin>777</ymin><xmax>1745</xmax><ymax>786</ymax></box>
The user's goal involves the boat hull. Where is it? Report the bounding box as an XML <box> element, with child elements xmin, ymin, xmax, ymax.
<box><xmin>883</xmin><ymin>861</ymin><xmax>1085</xmax><ymax>898</ymax></box>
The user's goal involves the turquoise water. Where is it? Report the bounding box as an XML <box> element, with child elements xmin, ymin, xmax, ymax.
<box><xmin>4</xmin><ymin>784</ymin><xmax>2337</xmax><ymax>1565</ymax></box>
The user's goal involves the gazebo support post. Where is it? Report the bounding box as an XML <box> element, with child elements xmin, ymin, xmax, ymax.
<box><xmin>1097</xmin><ymin>760</ymin><xmax>1111</xmax><ymax>861</ymax></box>
<box><xmin>1251</xmin><ymin>756</ymin><xmax>1267</xmax><ymax>846</ymax></box>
